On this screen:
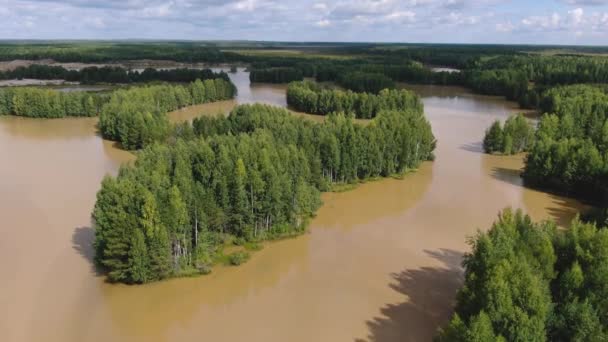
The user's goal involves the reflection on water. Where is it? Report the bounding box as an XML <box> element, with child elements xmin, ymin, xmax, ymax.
<box><xmin>0</xmin><ymin>71</ymin><xmax>590</xmax><ymax>342</ymax></box>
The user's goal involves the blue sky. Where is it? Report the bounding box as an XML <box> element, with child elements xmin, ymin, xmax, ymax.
<box><xmin>1</xmin><ymin>0</ymin><xmax>608</xmax><ymax>45</ymax></box>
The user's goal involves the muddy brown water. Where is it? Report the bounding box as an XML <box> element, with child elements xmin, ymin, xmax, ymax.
<box><xmin>0</xmin><ymin>71</ymin><xmax>588</xmax><ymax>342</ymax></box>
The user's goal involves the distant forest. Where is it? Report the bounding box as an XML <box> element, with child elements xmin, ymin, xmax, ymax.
<box><xmin>0</xmin><ymin>64</ymin><xmax>231</xmax><ymax>84</ymax></box>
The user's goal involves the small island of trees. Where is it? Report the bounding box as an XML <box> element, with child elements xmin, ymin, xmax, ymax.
<box><xmin>483</xmin><ymin>114</ymin><xmax>535</xmax><ymax>155</ymax></box>
<box><xmin>286</xmin><ymin>81</ymin><xmax>422</xmax><ymax>119</ymax></box>
<box><xmin>93</xmin><ymin>103</ymin><xmax>436</xmax><ymax>283</ymax></box>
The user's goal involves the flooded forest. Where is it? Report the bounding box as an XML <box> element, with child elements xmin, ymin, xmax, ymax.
<box><xmin>1</xmin><ymin>42</ymin><xmax>607</xmax><ymax>341</ymax></box>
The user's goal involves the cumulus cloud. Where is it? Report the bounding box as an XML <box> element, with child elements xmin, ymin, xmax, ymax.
<box><xmin>493</xmin><ymin>5</ymin><xmax>608</xmax><ymax>42</ymax></box>
<box><xmin>560</xmin><ymin>0</ymin><xmax>608</xmax><ymax>6</ymax></box>
<box><xmin>0</xmin><ymin>0</ymin><xmax>606</xmax><ymax>43</ymax></box>
<box><xmin>315</xmin><ymin>19</ymin><xmax>331</xmax><ymax>27</ymax></box>
<box><xmin>496</xmin><ymin>21</ymin><xmax>515</xmax><ymax>32</ymax></box>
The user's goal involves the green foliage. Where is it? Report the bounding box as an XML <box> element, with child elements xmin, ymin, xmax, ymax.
<box><xmin>228</xmin><ymin>251</ymin><xmax>250</xmax><ymax>266</ymax></box>
<box><xmin>337</xmin><ymin>71</ymin><xmax>396</xmax><ymax>93</ymax></box>
<box><xmin>483</xmin><ymin>114</ymin><xmax>535</xmax><ymax>155</ymax></box>
<box><xmin>0</xmin><ymin>42</ymin><xmax>240</xmax><ymax>63</ymax></box>
<box><xmin>483</xmin><ymin>121</ymin><xmax>504</xmax><ymax>154</ymax></box>
<box><xmin>0</xmin><ymin>87</ymin><xmax>103</xmax><ymax>117</ymax></box>
<box><xmin>524</xmin><ymin>85</ymin><xmax>608</xmax><ymax>202</ymax></box>
<box><xmin>94</xmin><ymin>103</ymin><xmax>435</xmax><ymax>284</ymax></box>
<box><xmin>0</xmin><ymin>64</ymin><xmax>230</xmax><ymax>84</ymax></box>
<box><xmin>98</xmin><ymin>78</ymin><xmax>236</xmax><ymax>149</ymax></box>
<box><xmin>464</xmin><ymin>69</ymin><xmax>529</xmax><ymax>102</ymax></box>
<box><xmin>249</xmin><ymin>67</ymin><xmax>303</xmax><ymax>83</ymax></box>
<box><xmin>438</xmin><ymin>209</ymin><xmax>608</xmax><ymax>341</ymax></box>
<box><xmin>286</xmin><ymin>81</ymin><xmax>423</xmax><ymax>119</ymax></box>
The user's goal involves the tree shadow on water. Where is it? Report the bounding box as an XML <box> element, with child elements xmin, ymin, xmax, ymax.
<box><xmin>460</xmin><ymin>142</ymin><xmax>483</xmax><ymax>153</ymax></box>
<box><xmin>356</xmin><ymin>249</ymin><xmax>465</xmax><ymax>342</ymax></box>
<box><xmin>545</xmin><ymin>196</ymin><xmax>588</xmax><ymax>228</ymax></box>
<box><xmin>491</xmin><ymin>166</ymin><xmax>524</xmax><ymax>187</ymax></box>
<box><xmin>72</xmin><ymin>226</ymin><xmax>104</xmax><ymax>276</ymax></box>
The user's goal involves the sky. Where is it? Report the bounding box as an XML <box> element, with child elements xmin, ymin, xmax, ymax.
<box><xmin>1</xmin><ymin>0</ymin><xmax>608</xmax><ymax>45</ymax></box>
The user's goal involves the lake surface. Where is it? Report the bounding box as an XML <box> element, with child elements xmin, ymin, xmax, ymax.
<box><xmin>0</xmin><ymin>70</ymin><xmax>587</xmax><ymax>342</ymax></box>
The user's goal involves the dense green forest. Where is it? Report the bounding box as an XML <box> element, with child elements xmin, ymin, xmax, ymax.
<box><xmin>0</xmin><ymin>42</ymin><xmax>241</xmax><ymax>63</ymax></box>
<box><xmin>438</xmin><ymin>208</ymin><xmax>608</xmax><ymax>341</ymax></box>
<box><xmin>99</xmin><ymin>78</ymin><xmax>236</xmax><ymax>149</ymax></box>
<box><xmin>0</xmin><ymin>64</ymin><xmax>231</xmax><ymax>84</ymax></box>
<box><xmin>335</xmin><ymin>72</ymin><xmax>396</xmax><ymax>94</ymax></box>
<box><xmin>94</xmin><ymin>104</ymin><xmax>435</xmax><ymax>283</ymax></box>
<box><xmin>5</xmin><ymin>42</ymin><xmax>608</xmax><ymax>111</ymax></box>
<box><xmin>286</xmin><ymin>81</ymin><xmax>422</xmax><ymax>119</ymax></box>
<box><xmin>523</xmin><ymin>85</ymin><xmax>608</xmax><ymax>202</ymax></box>
<box><xmin>0</xmin><ymin>86</ymin><xmax>106</xmax><ymax>117</ymax></box>
<box><xmin>249</xmin><ymin>67</ymin><xmax>303</xmax><ymax>83</ymax></box>
<box><xmin>483</xmin><ymin>114</ymin><xmax>535</xmax><ymax>155</ymax></box>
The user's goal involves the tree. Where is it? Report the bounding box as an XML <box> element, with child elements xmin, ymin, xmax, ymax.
<box><xmin>483</xmin><ymin>120</ymin><xmax>503</xmax><ymax>153</ymax></box>
<box><xmin>128</xmin><ymin>229</ymin><xmax>149</xmax><ymax>283</ymax></box>
<box><xmin>439</xmin><ymin>209</ymin><xmax>608</xmax><ymax>341</ymax></box>
<box><xmin>94</xmin><ymin>103</ymin><xmax>435</xmax><ymax>283</ymax></box>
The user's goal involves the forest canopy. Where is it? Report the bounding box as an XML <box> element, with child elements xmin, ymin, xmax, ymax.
<box><xmin>286</xmin><ymin>81</ymin><xmax>422</xmax><ymax>119</ymax></box>
<box><xmin>98</xmin><ymin>78</ymin><xmax>236</xmax><ymax>150</ymax></box>
<box><xmin>93</xmin><ymin>103</ymin><xmax>436</xmax><ymax>283</ymax></box>
<box><xmin>438</xmin><ymin>209</ymin><xmax>608</xmax><ymax>341</ymax></box>
<box><xmin>523</xmin><ymin>84</ymin><xmax>608</xmax><ymax>203</ymax></box>
<box><xmin>249</xmin><ymin>67</ymin><xmax>304</xmax><ymax>83</ymax></box>
<box><xmin>0</xmin><ymin>64</ymin><xmax>231</xmax><ymax>85</ymax></box>
<box><xmin>0</xmin><ymin>86</ymin><xmax>106</xmax><ymax>118</ymax></box>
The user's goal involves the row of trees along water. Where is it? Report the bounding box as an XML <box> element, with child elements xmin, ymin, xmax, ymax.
<box><xmin>94</xmin><ymin>103</ymin><xmax>435</xmax><ymax>283</ymax></box>
<box><xmin>248</xmin><ymin>67</ymin><xmax>304</xmax><ymax>83</ymax></box>
<box><xmin>244</xmin><ymin>50</ymin><xmax>608</xmax><ymax>112</ymax></box>
<box><xmin>0</xmin><ymin>87</ymin><xmax>107</xmax><ymax>118</ymax></box>
<box><xmin>99</xmin><ymin>78</ymin><xmax>236</xmax><ymax>150</ymax></box>
<box><xmin>437</xmin><ymin>208</ymin><xmax>608</xmax><ymax>341</ymax></box>
<box><xmin>0</xmin><ymin>43</ymin><xmax>242</xmax><ymax>63</ymax></box>
<box><xmin>286</xmin><ymin>81</ymin><xmax>422</xmax><ymax>119</ymax></box>
<box><xmin>0</xmin><ymin>64</ymin><xmax>231</xmax><ymax>84</ymax></box>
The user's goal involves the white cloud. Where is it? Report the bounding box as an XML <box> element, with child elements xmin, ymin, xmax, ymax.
<box><xmin>569</xmin><ymin>7</ymin><xmax>584</xmax><ymax>25</ymax></box>
<box><xmin>560</xmin><ymin>0</ymin><xmax>608</xmax><ymax>6</ymax></box>
<box><xmin>496</xmin><ymin>21</ymin><xmax>515</xmax><ymax>32</ymax></box>
<box><xmin>435</xmin><ymin>11</ymin><xmax>480</xmax><ymax>25</ymax></box>
<box><xmin>233</xmin><ymin>0</ymin><xmax>260</xmax><ymax>11</ymax></box>
<box><xmin>0</xmin><ymin>0</ymin><xmax>606</xmax><ymax>44</ymax></box>
<box><xmin>522</xmin><ymin>13</ymin><xmax>562</xmax><ymax>29</ymax></box>
<box><xmin>141</xmin><ymin>2</ymin><xmax>173</xmax><ymax>18</ymax></box>
<box><xmin>313</xmin><ymin>2</ymin><xmax>328</xmax><ymax>10</ymax></box>
<box><xmin>383</xmin><ymin>10</ymin><xmax>416</xmax><ymax>22</ymax></box>
<box><xmin>89</xmin><ymin>17</ymin><xmax>106</xmax><ymax>28</ymax></box>
<box><xmin>315</xmin><ymin>19</ymin><xmax>331</xmax><ymax>27</ymax></box>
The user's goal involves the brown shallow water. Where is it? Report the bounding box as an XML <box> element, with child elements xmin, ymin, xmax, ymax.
<box><xmin>0</xmin><ymin>73</ymin><xmax>589</xmax><ymax>342</ymax></box>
